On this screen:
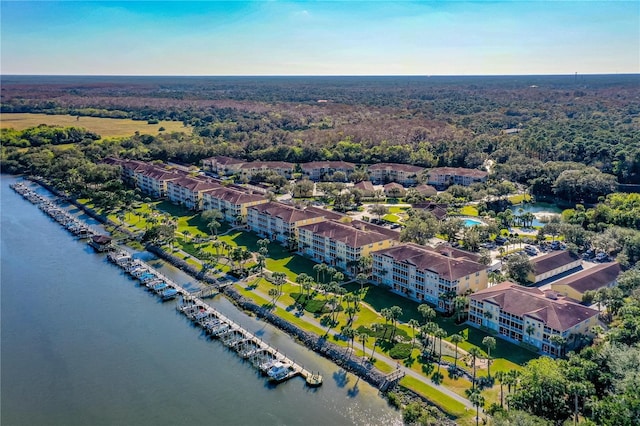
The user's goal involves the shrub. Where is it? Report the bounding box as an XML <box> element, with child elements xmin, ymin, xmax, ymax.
<box><xmin>389</xmin><ymin>342</ymin><xmax>413</xmax><ymax>359</ymax></box>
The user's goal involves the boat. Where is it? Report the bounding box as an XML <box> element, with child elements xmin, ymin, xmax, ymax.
<box><xmin>267</xmin><ymin>362</ymin><xmax>293</xmax><ymax>382</ymax></box>
<box><xmin>161</xmin><ymin>288</ymin><xmax>178</xmax><ymax>300</ymax></box>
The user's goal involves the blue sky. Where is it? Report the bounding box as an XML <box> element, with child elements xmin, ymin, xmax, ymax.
<box><xmin>1</xmin><ymin>1</ymin><xmax>638</xmax><ymax>75</ymax></box>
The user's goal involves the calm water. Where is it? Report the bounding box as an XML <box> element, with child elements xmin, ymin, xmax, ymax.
<box><xmin>1</xmin><ymin>175</ymin><xmax>401</xmax><ymax>426</ymax></box>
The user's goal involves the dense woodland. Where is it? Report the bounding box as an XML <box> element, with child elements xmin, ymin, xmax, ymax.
<box><xmin>2</xmin><ymin>75</ymin><xmax>640</xmax><ymax>425</ymax></box>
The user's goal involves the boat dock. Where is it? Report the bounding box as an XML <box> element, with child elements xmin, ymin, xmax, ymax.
<box><xmin>11</xmin><ymin>180</ymin><xmax>322</xmax><ymax>388</ymax></box>
<box><xmin>176</xmin><ymin>295</ymin><xmax>322</xmax><ymax>386</ymax></box>
<box><xmin>10</xmin><ymin>182</ymin><xmax>101</xmax><ymax>240</ymax></box>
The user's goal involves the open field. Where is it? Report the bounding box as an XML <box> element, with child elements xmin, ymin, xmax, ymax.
<box><xmin>0</xmin><ymin>113</ymin><xmax>189</xmax><ymax>138</ymax></box>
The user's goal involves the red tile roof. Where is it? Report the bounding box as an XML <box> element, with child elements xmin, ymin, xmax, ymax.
<box><xmin>249</xmin><ymin>202</ymin><xmax>326</xmax><ymax>224</ymax></box>
<box><xmin>299</xmin><ymin>220</ymin><xmax>395</xmax><ymax>248</ymax></box>
<box><xmin>551</xmin><ymin>262</ymin><xmax>621</xmax><ymax>295</ymax></box>
<box><xmin>471</xmin><ymin>281</ymin><xmax>599</xmax><ymax>332</ymax></box>
<box><xmin>368</xmin><ymin>163</ymin><xmax>425</xmax><ymax>173</ymax></box>
<box><xmin>532</xmin><ymin>251</ymin><xmax>581</xmax><ymax>275</ymax></box>
<box><xmin>373</xmin><ymin>243</ymin><xmax>485</xmax><ymax>281</ymax></box>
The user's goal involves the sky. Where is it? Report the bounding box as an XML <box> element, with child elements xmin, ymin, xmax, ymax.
<box><xmin>1</xmin><ymin>1</ymin><xmax>638</xmax><ymax>76</ymax></box>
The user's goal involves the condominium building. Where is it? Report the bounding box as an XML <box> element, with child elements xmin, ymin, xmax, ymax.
<box><xmin>299</xmin><ymin>220</ymin><xmax>399</xmax><ymax>275</ymax></box>
<box><xmin>300</xmin><ymin>161</ymin><xmax>356</xmax><ymax>181</ymax></box>
<box><xmin>468</xmin><ymin>281</ymin><xmax>599</xmax><ymax>356</ymax></box>
<box><xmin>550</xmin><ymin>262</ymin><xmax>621</xmax><ymax>302</ymax></box>
<box><xmin>529</xmin><ymin>251</ymin><xmax>582</xmax><ymax>284</ymax></box>
<box><xmin>202</xmin><ymin>186</ymin><xmax>268</xmax><ymax>224</ymax></box>
<box><xmin>372</xmin><ymin>243</ymin><xmax>488</xmax><ymax>310</ymax></box>
<box><xmin>201</xmin><ymin>156</ymin><xmax>245</xmax><ymax>176</ymax></box>
<box><xmin>426</xmin><ymin>167</ymin><xmax>488</xmax><ymax>189</ymax></box>
<box><xmin>239</xmin><ymin>161</ymin><xmax>295</xmax><ymax>180</ymax></box>
<box><xmin>166</xmin><ymin>177</ymin><xmax>221</xmax><ymax>210</ymax></box>
<box><xmin>368</xmin><ymin>163</ymin><xmax>425</xmax><ymax>186</ymax></box>
<box><xmin>247</xmin><ymin>202</ymin><xmax>328</xmax><ymax>246</ymax></box>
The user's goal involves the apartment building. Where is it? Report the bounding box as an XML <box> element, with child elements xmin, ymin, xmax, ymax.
<box><xmin>468</xmin><ymin>281</ymin><xmax>599</xmax><ymax>356</ymax></box>
<box><xmin>300</xmin><ymin>161</ymin><xmax>356</xmax><ymax>181</ymax></box>
<box><xmin>426</xmin><ymin>167</ymin><xmax>488</xmax><ymax>189</ymax></box>
<box><xmin>201</xmin><ymin>156</ymin><xmax>245</xmax><ymax>176</ymax></box>
<box><xmin>551</xmin><ymin>262</ymin><xmax>621</xmax><ymax>301</ymax></box>
<box><xmin>247</xmin><ymin>202</ymin><xmax>328</xmax><ymax>246</ymax></box>
<box><xmin>166</xmin><ymin>177</ymin><xmax>221</xmax><ymax>210</ymax></box>
<box><xmin>368</xmin><ymin>163</ymin><xmax>425</xmax><ymax>186</ymax></box>
<box><xmin>529</xmin><ymin>251</ymin><xmax>582</xmax><ymax>284</ymax></box>
<box><xmin>372</xmin><ymin>243</ymin><xmax>488</xmax><ymax>310</ymax></box>
<box><xmin>202</xmin><ymin>186</ymin><xmax>268</xmax><ymax>224</ymax></box>
<box><xmin>239</xmin><ymin>161</ymin><xmax>295</xmax><ymax>180</ymax></box>
<box><xmin>299</xmin><ymin>220</ymin><xmax>399</xmax><ymax>275</ymax></box>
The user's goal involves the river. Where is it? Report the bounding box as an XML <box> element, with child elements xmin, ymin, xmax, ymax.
<box><xmin>0</xmin><ymin>175</ymin><xmax>401</xmax><ymax>426</ymax></box>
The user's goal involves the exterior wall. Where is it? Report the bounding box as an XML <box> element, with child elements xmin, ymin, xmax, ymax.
<box><xmin>202</xmin><ymin>194</ymin><xmax>268</xmax><ymax>224</ymax></box>
<box><xmin>302</xmin><ymin>165</ymin><xmax>354</xmax><ymax>182</ymax></box>
<box><xmin>531</xmin><ymin>258</ymin><xmax>582</xmax><ymax>283</ymax></box>
<box><xmin>299</xmin><ymin>231</ymin><xmax>395</xmax><ymax>276</ymax></box>
<box><xmin>427</xmin><ymin>171</ymin><xmax>487</xmax><ymax>188</ymax></box>
<box><xmin>468</xmin><ymin>299</ymin><xmax>598</xmax><ymax>357</ymax></box>
<box><xmin>372</xmin><ymin>253</ymin><xmax>488</xmax><ymax>310</ymax></box>
<box><xmin>246</xmin><ymin>210</ymin><xmax>325</xmax><ymax>245</ymax></box>
<box><xmin>550</xmin><ymin>283</ymin><xmax>583</xmax><ymax>301</ymax></box>
<box><xmin>369</xmin><ymin>168</ymin><xmax>421</xmax><ymax>186</ymax></box>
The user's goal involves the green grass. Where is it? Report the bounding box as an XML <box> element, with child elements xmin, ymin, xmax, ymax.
<box><xmin>399</xmin><ymin>376</ymin><xmax>468</xmax><ymax>418</ymax></box>
<box><xmin>382</xmin><ymin>213</ymin><xmax>401</xmax><ymax>223</ymax></box>
<box><xmin>459</xmin><ymin>205</ymin><xmax>479</xmax><ymax>216</ymax></box>
<box><xmin>508</xmin><ymin>194</ymin><xmax>532</xmax><ymax>204</ymax></box>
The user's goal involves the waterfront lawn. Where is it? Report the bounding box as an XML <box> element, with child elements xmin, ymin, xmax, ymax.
<box><xmin>345</xmin><ymin>283</ymin><xmax>420</xmax><ymax>323</ymax></box>
<box><xmin>399</xmin><ymin>376</ymin><xmax>468</xmax><ymax>419</ymax></box>
<box><xmin>438</xmin><ymin>317</ymin><xmax>535</xmax><ymax>369</ymax></box>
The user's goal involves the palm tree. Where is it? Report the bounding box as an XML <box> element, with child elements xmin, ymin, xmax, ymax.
<box><xmin>370</xmin><ymin>323</ymin><xmax>383</xmax><ymax>360</ymax></box>
<box><xmin>357</xmin><ymin>331</ymin><xmax>369</xmax><ymax>360</ymax></box>
<box><xmin>453</xmin><ymin>295</ymin><xmax>468</xmax><ymax>323</ymax></box>
<box><xmin>549</xmin><ymin>334</ymin><xmax>566</xmax><ymax>357</ymax></box>
<box><xmin>389</xmin><ymin>306</ymin><xmax>403</xmax><ymax>339</ymax></box>
<box><xmin>525</xmin><ymin>324</ymin><xmax>536</xmax><ymax>343</ymax></box>
<box><xmin>256</xmin><ymin>253</ymin><xmax>266</xmax><ymax>276</ymax></box>
<box><xmin>313</xmin><ymin>263</ymin><xmax>325</xmax><ymax>283</ymax></box>
<box><xmin>450</xmin><ymin>333</ymin><xmax>464</xmax><ymax>371</ymax></box>
<box><xmin>342</xmin><ymin>326</ymin><xmax>355</xmax><ymax>354</ymax></box>
<box><xmin>494</xmin><ymin>370</ymin><xmax>506</xmax><ymax>408</ymax></box>
<box><xmin>356</xmin><ymin>273</ymin><xmax>368</xmax><ymax>295</ymax></box>
<box><xmin>468</xmin><ymin>347</ymin><xmax>482</xmax><ymax>388</ymax></box>
<box><xmin>408</xmin><ymin>319</ymin><xmax>420</xmax><ymax>348</ymax></box>
<box><xmin>466</xmin><ymin>388</ymin><xmax>485</xmax><ymax>426</ymax></box>
<box><xmin>435</xmin><ymin>328</ymin><xmax>448</xmax><ymax>372</ymax></box>
<box><xmin>482</xmin><ymin>336</ymin><xmax>496</xmax><ymax>378</ymax></box>
<box><xmin>418</xmin><ymin>304</ymin><xmax>436</xmax><ymax>325</ymax></box>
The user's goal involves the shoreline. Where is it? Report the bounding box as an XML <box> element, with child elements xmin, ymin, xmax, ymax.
<box><xmin>15</xmin><ymin>175</ymin><xmax>460</xmax><ymax>421</ymax></box>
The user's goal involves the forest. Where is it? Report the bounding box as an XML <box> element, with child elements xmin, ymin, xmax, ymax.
<box><xmin>2</xmin><ymin>75</ymin><xmax>639</xmax><ymax>187</ymax></box>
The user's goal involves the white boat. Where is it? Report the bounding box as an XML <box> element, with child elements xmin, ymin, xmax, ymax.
<box><xmin>267</xmin><ymin>362</ymin><xmax>292</xmax><ymax>382</ymax></box>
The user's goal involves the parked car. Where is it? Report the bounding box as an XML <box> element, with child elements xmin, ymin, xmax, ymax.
<box><xmin>524</xmin><ymin>245</ymin><xmax>538</xmax><ymax>256</ymax></box>
<box><xmin>495</xmin><ymin>236</ymin><xmax>509</xmax><ymax>245</ymax></box>
<box><xmin>595</xmin><ymin>252</ymin><xmax>609</xmax><ymax>262</ymax></box>
<box><xmin>582</xmin><ymin>249</ymin><xmax>595</xmax><ymax>259</ymax></box>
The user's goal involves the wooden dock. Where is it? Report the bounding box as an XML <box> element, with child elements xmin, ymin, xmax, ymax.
<box><xmin>176</xmin><ymin>294</ymin><xmax>322</xmax><ymax>386</ymax></box>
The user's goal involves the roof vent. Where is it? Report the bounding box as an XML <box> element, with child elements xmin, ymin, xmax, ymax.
<box><xmin>544</xmin><ymin>291</ymin><xmax>558</xmax><ymax>300</ymax></box>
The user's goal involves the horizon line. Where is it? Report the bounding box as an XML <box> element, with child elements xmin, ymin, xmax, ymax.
<box><xmin>2</xmin><ymin>72</ymin><xmax>639</xmax><ymax>78</ymax></box>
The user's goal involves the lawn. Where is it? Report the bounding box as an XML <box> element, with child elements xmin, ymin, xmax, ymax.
<box><xmin>508</xmin><ymin>193</ymin><xmax>532</xmax><ymax>204</ymax></box>
<box><xmin>0</xmin><ymin>113</ymin><xmax>189</xmax><ymax>138</ymax></box>
<box><xmin>399</xmin><ymin>376</ymin><xmax>468</xmax><ymax>418</ymax></box>
<box><xmin>459</xmin><ymin>205</ymin><xmax>479</xmax><ymax>216</ymax></box>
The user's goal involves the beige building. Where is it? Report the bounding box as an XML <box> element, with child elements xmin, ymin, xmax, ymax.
<box><xmin>426</xmin><ymin>167</ymin><xmax>488</xmax><ymax>189</ymax></box>
<box><xmin>469</xmin><ymin>281</ymin><xmax>599</xmax><ymax>356</ymax></box>
<box><xmin>372</xmin><ymin>243</ymin><xmax>488</xmax><ymax>311</ymax></box>
<box><xmin>299</xmin><ymin>220</ymin><xmax>398</xmax><ymax>275</ymax></box>
<box><xmin>239</xmin><ymin>161</ymin><xmax>294</xmax><ymax>180</ymax></box>
<box><xmin>368</xmin><ymin>163</ymin><xmax>425</xmax><ymax>186</ymax></box>
<box><xmin>202</xmin><ymin>187</ymin><xmax>268</xmax><ymax>224</ymax></box>
<box><xmin>300</xmin><ymin>161</ymin><xmax>356</xmax><ymax>181</ymax></box>
<box><xmin>201</xmin><ymin>156</ymin><xmax>245</xmax><ymax>176</ymax></box>
<box><xmin>529</xmin><ymin>251</ymin><xmax>582</xmax><ymax>284</ymax></box>
<box><xmin>247</xmin><ymin>202</ymin><xmax>328</xmax><ymax>246</ymax></box>
<box><xmin>166</xmin><ymin>177</ymin><xmax>221</xmax><ymax>210</ymax></box>
<box><xmin>551</xmin><ymin>262</ymin><xmax>621</xmax><ymax>301</ymax></box>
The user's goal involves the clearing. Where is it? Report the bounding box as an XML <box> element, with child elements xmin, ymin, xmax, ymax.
<box><xmin>0</xmin><ymin>113</ymin><xmax>189</xmax><ymax>138</ymax></box>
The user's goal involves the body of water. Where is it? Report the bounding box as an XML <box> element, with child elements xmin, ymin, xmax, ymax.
<box><xmin>514</xmin><ymin>203</ymin><xmax>563</xmax><ymax>227</ymax></box>
<box><xmin>1</xmin><ymin>175</ymin><xmax>401</xmax><ymax>426</ymax></box>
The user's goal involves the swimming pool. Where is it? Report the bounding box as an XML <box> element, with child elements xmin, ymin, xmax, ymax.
<box><xmin>463</xmin><ymin>218</ymin><xmax>483</xmax><ymax>227</ymax></box>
